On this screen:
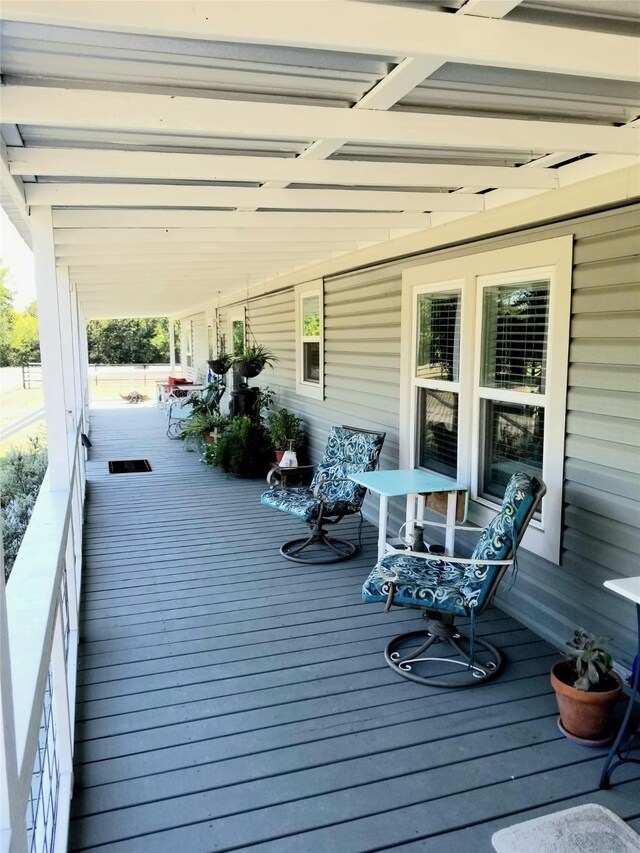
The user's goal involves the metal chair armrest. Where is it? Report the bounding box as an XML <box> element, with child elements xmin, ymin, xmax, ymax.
<box><xmin>384</xmin><ymin>546</ymin><xmax>514</xmax><ymax>567</ymax></box>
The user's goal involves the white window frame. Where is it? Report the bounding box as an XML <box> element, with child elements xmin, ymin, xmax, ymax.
<box><xmin>295</xmin><ymin>279</ymin><xmax>324</xmax><ymax>401</ymax></box>
<box><xmin>400</xmin><ymin>236</ymin><xmax>573</xmax><ymax>563</ymax></box>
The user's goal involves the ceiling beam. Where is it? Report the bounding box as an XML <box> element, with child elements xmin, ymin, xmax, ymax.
<box><xmin>51</xmin><ymin>210</ymin><xmax>432</xmax><ymax>229</ymax></box>
<box><xmin>5</xmin><ymin>87</ymin><xmax>637</xmax><ymax>157</ymax></box>
<box><xmin>53</xmin><ymin>229</ymin><xmax>371</xmax><ymax>245</ymax></box>
<box><xmin>8</xmin><ymin>147</ymin><xmax>559</xmax><ymax>190</ymax></box>
<box><xmin>57</xmin><ymin>251</ymin><xmax>342</xmax><ymax>264</ymax></box>
<box><xmin>1</xmin><ymin>1</ymin><xmax>637</xmax><ymax>81</ymax></box>
<box><xmin>29</xmin><ymin>183</ymin><xmax>485</xmax><ymax>211</ymax></box>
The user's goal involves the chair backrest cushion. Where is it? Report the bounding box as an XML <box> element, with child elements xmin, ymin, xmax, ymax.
<box><xmin>471</xmin><ymin>472</ymin><xmax>537</xmax><ymax>564</ymax></box>
<box><xmin>311</xmin><ymin>427</ymin><xmax>385</xmax><ymax>509</ymax></box>
<box><xmin>463</xmin><ymin>472</ymin><xmax>538</xmax><ymax>611</ymax></box>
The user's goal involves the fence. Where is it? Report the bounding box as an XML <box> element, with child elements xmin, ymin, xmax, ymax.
<box><xmin>21</xmin><ymin>363</ymin><xmax>43</xmax><ymax>390</ymax></box>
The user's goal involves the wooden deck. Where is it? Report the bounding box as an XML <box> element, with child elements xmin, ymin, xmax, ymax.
<box><xmin>69</xmin><ymin>405</ymin><xmax>640</xmax><ymax>852</ymax></box>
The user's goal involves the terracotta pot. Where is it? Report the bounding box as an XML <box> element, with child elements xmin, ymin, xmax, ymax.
<box><xmin>550</xmin><ymin>661</ymin><xmax>622</xmax><ymax>741</ymax></box>
<box><xmin>205</xmin><ymin>433</ymin><xmax>216</xmax><ymax>445</ymax></box>
<box><xmin>275</xmin><ymin>449</ymin><xmax>285</xmax><ymax>463</ymax></box>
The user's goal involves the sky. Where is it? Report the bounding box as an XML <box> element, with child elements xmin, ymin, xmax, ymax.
<box><xmin>0</xmin><ymin>207</ymin><xmax>36</xmax><ymax>310</ymax></box>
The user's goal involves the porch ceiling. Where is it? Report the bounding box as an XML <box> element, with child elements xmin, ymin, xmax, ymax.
<box><xmin>1</xmin><ymin>0</ymin><xmax>639</xmax><ymax>319</ymax></box>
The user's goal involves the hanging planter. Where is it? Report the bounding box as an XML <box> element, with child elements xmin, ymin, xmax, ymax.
<box><xmin>235</xmin><ymin>344</ymin><xmax>278</xmax><ymax>379</ymax></box>
<box><xmin>208</xmin><ymin>354</ymin><xmax>233</xmax><ymax>375</ymax></box>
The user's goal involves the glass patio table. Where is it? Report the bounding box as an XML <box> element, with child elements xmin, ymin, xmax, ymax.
<box><xmin>347</xmin><ymin>468</ymin><xmax>467</xmax><ymax>561</ymax></box>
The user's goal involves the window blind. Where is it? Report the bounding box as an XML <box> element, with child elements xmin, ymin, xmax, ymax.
<box><xmin>481</xmin><ymin>281</ymin><xmax>549</xmax><ymax>393</ymax></box>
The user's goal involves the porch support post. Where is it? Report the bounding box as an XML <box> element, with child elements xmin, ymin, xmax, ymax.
<box><xmin>31</xmin><ymin>205</ymin><xmax>76</xmax><ymax>491</ymax></box>
<box><xmin>169</xmin><ymin>317</ymin><xmax>176</xmax><ymax>372</ymax></box>
<box><xmin>78</xmin><ymin>312</ymin><xmax>90</xmax><ymax>433</ymax></box>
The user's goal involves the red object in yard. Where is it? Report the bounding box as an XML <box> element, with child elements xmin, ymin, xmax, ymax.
<box><xmin>167</xmin><ymin>376</ymin><xmax>193</xmax><ymax>386</ymax></box>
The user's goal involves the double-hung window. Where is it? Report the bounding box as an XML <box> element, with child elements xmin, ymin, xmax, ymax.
<box><xmin>295</xmin><ymin>280</ymin><xmax>324</xmax><ymax>400</ymax></box>
<box><xmin>228</xmin><ymin>308</ymin><xmax>246</xmax><ymax>358</ymax></box>
<box><xmin>185</xmin><ymin>321</ymin><xmax>193</xmax><ymax>368</ymax></box>
<box><xmin>402</xmin><ymin>237</ymin><xmax>572</xmax><ymax>562</ymax></box>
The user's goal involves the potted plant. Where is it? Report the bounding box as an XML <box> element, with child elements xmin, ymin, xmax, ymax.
<box><xmin>551</xmin><ymin>629</ymin><xmax>622</xmax><ymax>743</ymax></box>
<box><xmin>208</xmin><ymin>353</ymin><xmax>233</xmax><ymax>375</ymax></box>
<box><xmin>211</xmin><ymin>414</ymin><xmax>272</xmax><ymax>477</ymax></box>
<box><xmin>235</xmin><ymin>344</ymin><xmax>278</xmax><ymax>379</ymax></box>
<box><xmin>267</xmin><ymin>408</ymin><xmax>305</xmax><ymax>463</ymax></box>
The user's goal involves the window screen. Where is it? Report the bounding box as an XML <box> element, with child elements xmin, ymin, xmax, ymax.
<box><xmin>417</xmin><ymin>388</ymin><xmax>458</xmax><ymax>478</ymax></box>
<box><xmin>481</xmin><ymin>281</ymin><xmax>549</xmax><ymax>393</ymax></box>
<box><xmin>416</xmin><ymin>291</ymin><xmax>461</xmax><ymax>382</ymax></box>
<box><xmin>481</xmin><ymin>400</ymin><xmax>544</xmax><ymax>501</ymax></box>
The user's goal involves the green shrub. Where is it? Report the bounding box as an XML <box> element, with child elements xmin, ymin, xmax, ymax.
<box><xmin>210</xmin><ymin>415</ymin><xmax>271</xmax><ymax>477</ymax></box>
<box><xmin>1</xmin><ymin>437</ymin><xmax>48</xmax><ymax>580</ymax></box>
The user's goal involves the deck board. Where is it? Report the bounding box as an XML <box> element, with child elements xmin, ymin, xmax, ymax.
<box><xmin>69</xmin><ymin>405</ymin><xmax>640</xmax><ymax>852</ymax></box>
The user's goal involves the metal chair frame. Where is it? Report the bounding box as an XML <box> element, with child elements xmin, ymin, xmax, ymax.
<box><xmin>381</xmin><ymin>475</ymin><xmax>546</xmax><ymax>688</ymax></box>
<box><xmin>274</xmin><ymin>424</ymin><xmax>386</xmax><ymax>565</ymax></box>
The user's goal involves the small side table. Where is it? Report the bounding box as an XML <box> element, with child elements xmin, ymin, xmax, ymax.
<box><xmin>599</xmin><ymin>575</ymin><xmax>640</xmax><ymax>789</ymax></box>
<box><xmin>267</xmin><ymin>462</ymin><xmax>314</xmax><ymax>488</ymax></box>
<box><xmin>347</xmin><ymin>469</ymin><xmax>467</xmax><ymax>561</ymax></box>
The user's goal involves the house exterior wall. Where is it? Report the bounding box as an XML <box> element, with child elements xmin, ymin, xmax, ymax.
<box><xmin>179</xmin><ymin>312</ymin><xmax>208</xmax><ymax>381</ymax></box>
<box><xmin>197</xmin><ymin>202</ymin><xmax>639</xmax><ymax>667</ymax></box>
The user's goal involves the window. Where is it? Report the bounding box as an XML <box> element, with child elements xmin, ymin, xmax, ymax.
<box><xmin>207</xmin><ymin>322</ymin><xmax>214</xmax><ymax>359</ymax></box>
<box><xmin>296</xmin><ymin>280</ymin><xmax>324</xmax><ymax>400</ymax></box>
<box><xmin>185</xmin><ymin>321</ymin><xmax>193</xmax><ymax>368</ymax></box>
<box><xmin>401</xmin><ymin>237</ymin><xmax>572</xmax><ymax>562</ymax></box>
<box><xmin>228</xmin><ymin>308</ymin><xmax>245</xmax><ymax>357</ymax></box>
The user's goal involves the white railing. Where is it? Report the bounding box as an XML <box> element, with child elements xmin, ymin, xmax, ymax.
<box><xmin>3</xmin><ymin>418</ymin><xmax>85</xmax><ymax>853</ymax></box>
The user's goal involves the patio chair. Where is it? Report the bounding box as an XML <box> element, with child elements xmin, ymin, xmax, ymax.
<box><xmin>362</xmin><ymin>472</ymin><xmax>546</xmax><ymax>687</ymax></box>
<box><xmin>166</xmin><ymin>400</ymin><xmax>195</xmax><ymax>438</ymax></box>
<box><xmin>260</xmin><ymin>425</ymin><xmax>386</xmax><ymax>563</ymax></box>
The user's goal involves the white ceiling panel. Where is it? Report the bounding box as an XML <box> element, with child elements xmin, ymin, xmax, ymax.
<box><xmin>0</xmin><ymin>0</ymin><xmax>638</xmax><ymax>317</ymax></box>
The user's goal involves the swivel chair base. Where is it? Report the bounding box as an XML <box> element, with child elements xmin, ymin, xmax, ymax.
<box><xmin>384</xmin><ymin>615</ymin><xmax>503</xmax><ymax>688</ymax></box>
<box><xmin>280</xmin><ymin>531</ymin><xmax>358</xmax><ymax>564</ymax></box>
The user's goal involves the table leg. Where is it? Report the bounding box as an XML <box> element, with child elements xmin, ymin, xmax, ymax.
<box><xmin>378</xmin><ymin>495</ymin><xmax>389</xmax><ymax>562</ymax></box>
<box><xmin>599</xmin><ymin>602</ymin><xmax>640</xmax><ymax>788</ymax></box>
<box><xmin>445</xmin><ymin>491</ymin><xmax>457</xmax><ymax>556</ymax></box>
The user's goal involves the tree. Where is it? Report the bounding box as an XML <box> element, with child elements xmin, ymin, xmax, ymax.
<box><xmin>0</xmin><ymin>265</ymin><xmax>14</xmax><ymax>366</ymax></box>
<box><xmin>87</xmin><ymin>317</ymin><xmax>176</xmax><ymax>364</ymax></box>
<box><xmin>10</xmin><ymin>300</ymin><xmax>40</xmax><ymax>364</ymax></box>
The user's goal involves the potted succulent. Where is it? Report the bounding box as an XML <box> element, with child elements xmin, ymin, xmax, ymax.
<box><xmin>208</xmin><ymin>353</ymin><xmax>233</xmax><ymax>376</ymax></box>
<box><xmin>551</xmin><ymin>629</ymin><xmax>622</xmax><ymax>743</ymax></box>
<box><xmin>267</xmin><ymin>408</ymin><xmax>305</xmax><ymax>463</ymax></box>
<box><xmin>235</xmin><ymin>344</ymin><xmax>278</xmax><ymax>379</ymax></box>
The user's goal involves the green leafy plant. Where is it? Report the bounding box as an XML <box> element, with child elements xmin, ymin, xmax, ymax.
<box><xmin>565</xmin><ymin>629</ymin><xmax>615</xmax><ymax>691</ymax></box>
<box><xmin>208</xmin><ymin>354</ymin><xmax>233</xmax><ymax>375</ymax></box>
<box><xmin>211</xmin><ymin>415</ymin><xmax>271</xmax><ymax>477</ymax></box>
<box><xmin>189</xmin><ymin>380</ymin><xmax>225</xmax><ymax>417</ymax></box>
<box><xmin>235</xmin><ymin>344</ymin><xmax>278</xmax><ymax>379</ymax></box>
<box><xmin>267</xmin><ymin>408</ymin><xmax>305</xmax><ymax>451</ymax></box>
<box><xmin>1</xmin><ymin>436</ymin><xmax>48</xmax><ymax>579</ymax></box>
<box><xmin>179</xmin><ymin>411</ymin><xmax>228</xmax><ymax>446</ymax></box>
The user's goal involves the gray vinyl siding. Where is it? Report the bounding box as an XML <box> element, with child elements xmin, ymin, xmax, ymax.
<box><xmin>215</xmin><ymin>202</ymin><xmax>640</xmax><ymax>667</ymax></box>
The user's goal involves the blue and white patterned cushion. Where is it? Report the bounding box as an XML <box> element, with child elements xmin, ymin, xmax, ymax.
<box><xmin>362</xmin><ymin>472</ymin><xmax>536</xmax><ymax>616</ymax></box>
<box><xmin>260</xmin><ymin>426</ymin><xmax>384</xmax><ymax>520</ymax></box>
<box><xmin>470</xmin><ymin>471</ymin><xmax>535</xmax><ymax>563</ymax></box>
<box><xmin>362</xmin><ymin>552</ymin><xmax>491</xmax><ymax>617</ymax></box>
<box><xmin>260</xmin><ymin>486</ymin><xmax>355</xmax><ymax>522</ymax></box>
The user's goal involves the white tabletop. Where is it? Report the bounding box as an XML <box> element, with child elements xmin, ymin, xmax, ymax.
<box><xmin>348</xmin><ymin>468</ymin><xmax>467</xmax><ymax>498</ymax></box>
<box><xmin>604</xmin><ymin>576</ymin><xmax>640</xmax><ymax>606</ymax></box>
